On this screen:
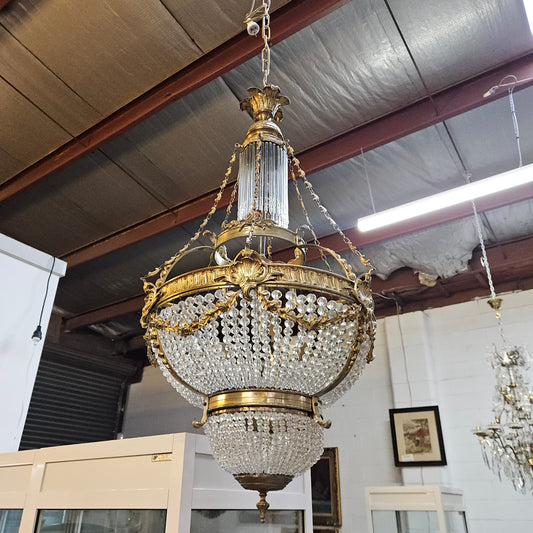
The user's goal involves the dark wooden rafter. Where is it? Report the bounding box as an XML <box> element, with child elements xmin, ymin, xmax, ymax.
<box><xmin>63</xmin><ymin>233</ymin><xmax>533</xmax><ymax>332</ymax></box>
<box><xmin>60</xmin><ymin>53</ymin><xmax>533</xmax><ymax>269</ymax></box>
<box><xmin>0</xmin><ymin>0</ymin><xmax>349</xmax><ymax>203</ymax></box>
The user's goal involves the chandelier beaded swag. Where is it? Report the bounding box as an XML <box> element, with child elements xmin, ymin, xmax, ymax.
<box><xmin>141</xmin><ymin>0</ymin><xmax>376</xmax><ymax>519</ymax></box>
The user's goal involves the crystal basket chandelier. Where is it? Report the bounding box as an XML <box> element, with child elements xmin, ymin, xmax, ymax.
<box><xmin>140</xmin><ymin>0</ymin><xmax>376</xmax><ymax>519</ymax></box>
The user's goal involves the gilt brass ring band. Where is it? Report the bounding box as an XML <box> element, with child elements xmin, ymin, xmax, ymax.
<box><xmin>207</xmin><ymin>389</ymin><xmax>313</xmax><ymax>414</ymax></box>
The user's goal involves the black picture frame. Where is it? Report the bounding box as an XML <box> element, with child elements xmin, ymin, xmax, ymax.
<box><xmin>311</xmin><ymin>447</ymin><xmax>341</xmax><ymax>527</ymax></box>
<box><xmin>389</xmin><ymin>405</ymin><xmax>447</xmax><ymax>467</ymax></box>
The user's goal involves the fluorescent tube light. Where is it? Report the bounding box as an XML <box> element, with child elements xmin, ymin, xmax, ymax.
<box><xmin>524</xmin><ymin>0</ymin><xmax>533</xmax><ymax>34</ymax></box>
<box><xmin>357</xmin><ymin>163</ymin><xmax>533</xmax><ymax>232</ymax></box>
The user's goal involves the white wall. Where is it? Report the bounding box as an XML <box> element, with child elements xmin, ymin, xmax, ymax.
<box><xmin>123</xmin><ymin>289</ymin><xmax>533</xmax><ymax>533</ymax></box>
<box><xmin>0</xmin><ymin>233</ymin><xmax>66</xmax><ymax>452</ymax></box>
<box><xmin>323</xmin><ymin>322</ymin><xmax>402</xmax><ymax>531</ymax></box>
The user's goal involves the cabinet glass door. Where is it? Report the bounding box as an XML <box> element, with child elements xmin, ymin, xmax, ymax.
<box><xmin>35</xmin><ymin>509</ymin><xmax>166</xmax><ymax>533</ymax></box>
<box><xmin>190</xmin><ymin>509</ymin><xmax>303</xmax><ymax>533</ymax></box>
<box><xmin>0</xmin><ymin>510</ymin><xmax>23</xmax><ymax>533</ymax></box>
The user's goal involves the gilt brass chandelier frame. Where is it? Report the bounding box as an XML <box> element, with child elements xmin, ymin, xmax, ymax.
<box><xmin>142</xmin><ymin>224</ymin><xmax>375</xmax><ymax>420</ymax></box>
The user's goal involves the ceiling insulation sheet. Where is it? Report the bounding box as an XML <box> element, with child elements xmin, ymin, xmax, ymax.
<box><xmin>388</xmin><ymin>0</ymin><xmax>533</xmax><ymax>93</ymax></box>
<box><xmin>0</xmin><ymin>151</ymin><xmax>170</xmax><ymax>257</ymax></box>
<box><xmin>287</xmin><ymin>123</ymin><xmax>464</xmax><ymax>236</ymax></box>
<box><xmin>100</xmin><ymin>78</ymin><xmax>251</xmax><ymax>206</ymax></box>
<box><xmin>223</xmin><ymin>0</ymin><xmax>426</xmax><ymax>152</ymax></box>
<box><xmin>55</xmin><ymin>213</ymin><xmax>226</xmax><ymax>315</ymax></box>
<box><xmin>0</xmin><ymin>25</ymin><xmax>102</xmax><ymax>137</ymax></box>
<box><xmin>162</xmin><ymin>0</ymin><xmax>290</xmax><ymax>53</ymax></box>
<box><xmin>353</xmin><ymin>197</ymin><xmax>533</xmax><ymax>281</ymax></box>
<box><xmin>358</xmin><ymin>217</ymin><xmax>482</xmax><ymax>279</ymax></box>
<box><xmin>444</xmin><ymin>86</ymin><xmax>533</xmax><ymax>180</ymax></box>
<box><xmin>0</xmin><ymin>79</ymin><xmax>72</xmax><ymax>184</ymax></box>
<box><xmin>0</xmin><ymin>0</ymin><xmax>201</xmax><ymax>116</ymax></box>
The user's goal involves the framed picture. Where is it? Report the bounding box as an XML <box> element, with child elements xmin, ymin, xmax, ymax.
<box><xmin>389</xmin><ymin>406</ymin><xmax>447</xmax><ymax>467</ymax></box>
<box><xmin>311</xmin><ymin>447</ymin><xmax>341</xmax><ymax>527</ymax></box>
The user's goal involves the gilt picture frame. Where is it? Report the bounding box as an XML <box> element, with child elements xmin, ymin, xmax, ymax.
<box><xmin>311</xmin><ymin>447</ymin><xmax>341</xmax><ymax>527</ymax></box>
<box><xmin>389</xmin><ymin>406</ymin><xmax>447</xmax><ymax>467</ymax></box>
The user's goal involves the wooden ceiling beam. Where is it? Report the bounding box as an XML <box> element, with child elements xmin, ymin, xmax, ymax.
<box><xmin>60</xmin><ymin>53</ymin><xmax>533</xmax><ymax>269</ymax></box>
<box><xmin>0</xmin><ymin>0</ymin><xmax>348</xmax><ymax>203</ymax></box>
<box><xmin>62</xmin><ymin>234</ymin><xmax>533</xmax><ymax>332</ymax></box>
<box><xmin>63</xmin><ymin>295</ymin><xmax>145</xmax><ymax>333</ymax></box>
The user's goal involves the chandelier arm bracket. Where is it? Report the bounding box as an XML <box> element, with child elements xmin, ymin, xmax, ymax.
<box><xmin>311</xmin><ymin>397</ymin><xmax>331</xmax><ymax>429</ymax></box>
<box><xmin>192</xmin><ymin>399</ymin><xmax>209</xmax><ymax>428</ymax></box>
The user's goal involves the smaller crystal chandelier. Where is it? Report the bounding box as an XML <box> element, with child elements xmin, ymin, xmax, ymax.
<box><xmin>471</xmin><ymin>200</ymin><xmax>533</xmax><ymax>492</ymax></box>
<box><xmin>140</xmin><ymin>0</ymin><xmax>376</xmax><ymax>520</ymax></box>
<box><xmin>473</xmin><ymin>76</ymin><xmax>533</xmax><ymax>493</ymax></box>
<box><xmin>474</xmin><ymin>344</ymin><xmax>533</xmax><ymax>492</ymax></box>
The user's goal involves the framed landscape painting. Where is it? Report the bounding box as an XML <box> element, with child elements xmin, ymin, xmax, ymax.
<box><xmin>389</xmin><ymin>406</ymin><xmax>447</xmax><ymax>467</ymax></box>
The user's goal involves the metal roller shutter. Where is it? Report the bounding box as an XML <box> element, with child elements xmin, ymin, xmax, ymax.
<box><xmin>19</xmin><ymin>344</ymin><xmax>138</xmax><ymax>450</ymax></box>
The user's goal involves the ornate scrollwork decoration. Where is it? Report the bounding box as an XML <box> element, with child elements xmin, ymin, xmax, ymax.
<box><xmin>216</xmin><ymin>249</ymin><xmax>282</xmax><ymax>299</ymax></box>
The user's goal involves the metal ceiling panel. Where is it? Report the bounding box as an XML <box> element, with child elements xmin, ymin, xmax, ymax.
<box><xmin>0</xmin><ymin>152</ymin><xmax>169</xmax><ymax>256</ymax></box>
<box><xmin>100</xmin><ymin>78</ymin><xmax>251</xmax><ymax>206</ymax></box>
<box><xmin>0</xmin><ymin>79</ymin><xmax>71</xmax><ymax>184</ymax></box>
<box><xmin>484</xmin><ymin>199</ymin><xmax>533</xmax><ymax>243</ymax></box>
<box><xmin>388</xmin><ymin>0</ymin><xmax>533</xmax><ymax>93</ymax></box>
<box><xmin>223</xmin><ymin>0</ymin><xmax>426</xmax><ymax>152</ymax></box>
<box><xmin>287</xmin><ymin>122</ymin><xmax>463</xmax><ymax>236</ymax></box>
<box><xmin>0</xmin><ymin>0</ymin><xmax>201</xmax><ymax>116</ymax></box>
<box><xmin>162</xmin><ymin>0</ymin><xmax>291</xmax><ymax>53</ymax></box>
<box><xmin>0</xmin><ymin>25</ymin><xmax>102</xmax><ymax>137</ymax></box>
<box><xmin>445</xmin><ymin>86</ymin><xmax>533</xmax><ymax>179</ymax></box>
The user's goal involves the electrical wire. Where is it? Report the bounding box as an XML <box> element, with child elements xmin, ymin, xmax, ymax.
<box><xmin>37</xmin><ymin>257</ymin><xmax>56</xmax><ymax>328</ymax></box>
<box><xmin>361</xmin><ymin>147</ymin><xmax>377</xmax><ymax>214</ymax></box>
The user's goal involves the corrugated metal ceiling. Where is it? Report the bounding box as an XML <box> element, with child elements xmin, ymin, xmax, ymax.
<box><xmin>0</xmin><ymin>0</ymin><xmax>532</xmax><ymax>343</ymax></box>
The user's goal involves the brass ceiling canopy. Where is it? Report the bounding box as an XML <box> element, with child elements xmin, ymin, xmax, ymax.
<box><xmin>141</xmin><ymin>0</ymin><xmax>376</xmax><ymax>521</ymax></box>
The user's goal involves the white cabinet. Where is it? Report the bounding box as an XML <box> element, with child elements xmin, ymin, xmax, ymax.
<box><xmin>366</xmin><ymin>486</ymin><xmax>468</xmax><ymax>533</ymax></box>
<box><xmin>0</xmin><ymin>433</ymin><xmax>312</xmax><ymax>533</ymax></box>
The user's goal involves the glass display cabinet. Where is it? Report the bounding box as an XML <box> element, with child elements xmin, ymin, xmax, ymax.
<box><xmin>366</xmin><ymin>486</ymin><xmax>468</xmax><ymax>533</ymax></box>
<box><xmin>0</xmin><ymin>433</ymin><xmax>312</xmax><ymax>533</ymax></box>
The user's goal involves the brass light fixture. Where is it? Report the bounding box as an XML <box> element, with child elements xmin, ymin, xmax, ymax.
<box><xmin>141</xmin><ymin>0</ymin><xmax>376</xmax><ymax>519</ymax></box>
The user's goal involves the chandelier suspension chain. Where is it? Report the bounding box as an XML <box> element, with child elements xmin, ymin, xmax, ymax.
<box><xmin>287</xmin><ymin>146</ymin><xmax>373</xmax><ymax>275</ymax></box>
<box><xmin>261</xmin><ymin>0</ymin><xmax>271</xmax><ymax>87</ymax></box>
<box><xmin>222</xmin><ymin>178</ymin><xmax>239</xmax><ymax>229</ymax></box>
<box><xmin>465</xmin><ymin>173</ymin><xmax>508</xmax><ymax>344</ymax></box>
<box><xmin>288</xmin><ymin>155</ymin><xmax>332</xmax><ymax>271</ymax></box>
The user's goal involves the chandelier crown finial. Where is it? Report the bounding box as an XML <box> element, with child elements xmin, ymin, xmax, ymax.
<box><xmin>240</xmin><ymin>86</ymin><xmax>290</xmax><ymax>147</ymax></box>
